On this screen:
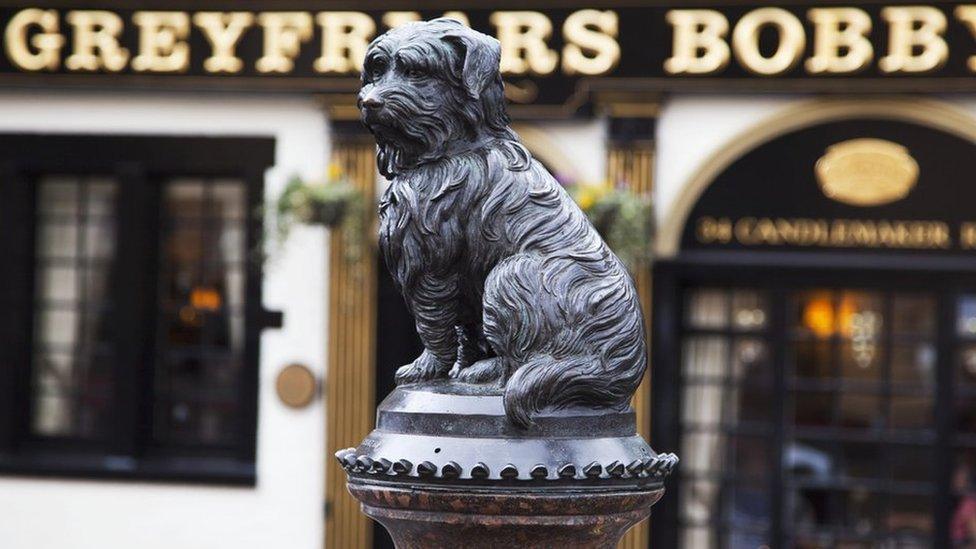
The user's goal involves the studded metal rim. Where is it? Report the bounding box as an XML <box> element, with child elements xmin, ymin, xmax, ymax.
<box><xmin>335</xmin><ymin>447</ymin><xmax>678</xmax><ymax>481</ymax></box>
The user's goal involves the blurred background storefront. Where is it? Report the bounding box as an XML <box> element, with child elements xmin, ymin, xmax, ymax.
<box><xmin>2</xmin><ymin>2</ymin><xmax>976</xmax><ymax>549</ymax></box>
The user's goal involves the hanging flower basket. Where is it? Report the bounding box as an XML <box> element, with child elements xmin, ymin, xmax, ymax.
<box><xmin>562</xmin><ymin>177</ymin><xmax>655</xmax><ymax>269</ymax></box>
<box><xmin>273</xmin><ymin>163</ymin><xmax>367</xmax><ymax>262</ymax></box>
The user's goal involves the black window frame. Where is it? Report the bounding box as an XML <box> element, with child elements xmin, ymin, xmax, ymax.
<box><xmin>0</xmin><ymin>134</ymin><xmax>276</xmax><ymax>485</ymax></box>
<box><xmin>651</xmin><ymin>251</ymin><xmax>976</xmax><ymax>549</ymax></box>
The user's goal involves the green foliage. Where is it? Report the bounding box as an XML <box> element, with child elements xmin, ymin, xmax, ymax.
<box><xmin>567</xmin><ymin>181</ymin><xmax>655</xmax><ymax>269</ymax></box>
<box><xmin>273</xmin><ymin>167</ymin><xmax>367</xmax><ymax>262</ymax></box>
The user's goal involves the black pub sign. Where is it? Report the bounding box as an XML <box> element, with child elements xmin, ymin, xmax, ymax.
<box><xmin>6</xmin><ymin>2</ymin><xmax>976</xmax><ymax>108</ymax></box>
<box><xmin>683</xmin><ymin>117</ymin><xmax>976</xmax><ymax>257</ymax></box>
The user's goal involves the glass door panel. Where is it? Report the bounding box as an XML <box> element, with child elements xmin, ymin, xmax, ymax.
<box><xmin>785</xmin><ymin>288</ymin><xmax>935</xmax><ymax>547</ymax></box>
<box><xmin>679</xmin><ymin>287</ymin><xmax>773</xmax><ymax>548</ymax></box>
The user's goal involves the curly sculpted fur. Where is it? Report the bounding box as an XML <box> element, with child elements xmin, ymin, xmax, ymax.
<box><xmin>360</xmin><ymin>19</ymin><xmax>646</xmax><ymax>428</ymax></box>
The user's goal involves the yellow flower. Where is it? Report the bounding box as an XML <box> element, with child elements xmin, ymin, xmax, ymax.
<box><xmin>574</xmin><ymin>180</ymin><xmax>611</xmax><ymax>211</ymax></box>
<box><xmin>327</xmin><ymin>162</ymin><xmax>344</xmax><ymax>182</ymax></box>
<box><xmin>576</xmin><ymin>188</ymin><xmax>596</xmax><ymax>210</ymax></box>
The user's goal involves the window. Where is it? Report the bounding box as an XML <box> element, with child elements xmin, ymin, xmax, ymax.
<box><xmin>678</xmin><ymin>288</ymin><xmax>774</xmax><ymax>548</ymax></box>
<box><xmin>0</xmin><ymin>135</ymin><xmax>275</xmax><ymax>484</ymax></box>
<box><xmin>653</xmin><ymin>273</ymin><xmax>974</xmax><ymax>548</ymax></box>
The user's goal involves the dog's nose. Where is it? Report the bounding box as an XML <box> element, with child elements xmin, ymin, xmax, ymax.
<box><xmin>361</xmin><ymin>95</ymin><xmax>384</xmax><ymax>110</ymax></box>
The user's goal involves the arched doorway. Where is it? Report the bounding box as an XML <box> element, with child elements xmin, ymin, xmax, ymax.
<box><xmin>651</xmin><ymin>100</ymin><xmax>976</xmax><ymax>548</ymax></box>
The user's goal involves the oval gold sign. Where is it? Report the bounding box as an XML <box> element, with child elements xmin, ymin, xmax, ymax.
<box><xmin>814</xmin><ymin>138</ymin><xmax>918</xmax><ymax>207</ymax></box>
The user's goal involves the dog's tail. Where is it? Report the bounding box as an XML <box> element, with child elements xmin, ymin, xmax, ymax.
<box><xmin>503</xmin><ymin>355</ymin><xmax>596</xmax><ymax>428</ymax></box>
<box><xmin>485</xmin><ymin>253</ymin><xmax>647</xmax><ymax>428</ymax></box>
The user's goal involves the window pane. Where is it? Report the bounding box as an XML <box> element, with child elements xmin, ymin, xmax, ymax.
<box><xmin>892</xmin><ymin>343</ymin><xmax>936</xmax><ymax>387</ymax></box>
<box><xmin>154</xmin><ymin>179</ymin><xmax>247</xmax><ymax>448</ymax></box>
<box><xmin>786</xmin><ymin>439</ymin><xmax>835</xmax><ymax>481</ymax></box>
<box><xmin>887</xmin><ymin>494</ymin><xmax>932</xmax><ymax>546</ymax></box>
<box><xmin>793</xmin><ymin>290</ymin><xmax>835</xmax><ymax>338</ymax></box>
<box><xmin>793</xmin><ymin>390</ymin><xmax>834</xmax><ymax>428</ymax></box>
<box><xmin>956</xmin><ymin>394</ymin><xmax>976</xmax><ymax>434</ymax></box>
<box><xmin>790</xmin><ymin>339</ymin><xmax>832</xmax><ymax>380</ymax></box>
<box><xmin>680</xmin><ymin>287</ymin><xmax>773</xmax><ymax>549</ymax></box>
<box><xmin>890</xmin><ymin>444</ymin><xmax>934</xmax><ymax>484</ymax></box>
<box><xmin>727</xmin><ymin>382</ymin><xmax>773</xmax><ymax>425</ymax></box>
<box><xmin>37</xmin><ymin>219</ymin><xmax>78</xmax><ymax>259</ymax></box>
<box><xmin>838</xmin><ymin>291</ymin><xmax>883</xmax><ymax>380</ymax></box>
<box><xmin>890</xmin><ymin>395</ymin><xmax>933</xmax><ymax>431</ymax></box>
<box><xmin>836</xmin><ymin>392</ymin><xmax>881</xmax><ymax>430</ymax></box>
<box><xmin>681</xmin><ymin>478</ymin><xmax>721</xmax><ymax>525</ymax></box>
<box><xmin>958</xmin><ymin>345</ymin><xmax>976</xmax><ymax>389</ymax></box>
<box><xmin>35</xmin><ymin>265</ymin><xmax>78</xmax><ymax>303</ymax></box>
<box><xmin>731</xmin><ymin>338</ymin><xmax>769</xmax><ymax>385</ymax></box>
<box><xmin>961</xmin><ymin>296</ymin><xmax>976</xmax><ymax>338</ymax></box>
<box><xmin>892</xmin><ymin>295</ymin><xmax>935</xmax><ymax>337</ymax></box>
<box><xmin>684</xmin><ymin>384</ymin><xmax>725</xmax><ymax>426</ymax></box>
<box><xmin>37</xmin><ymin>178</ymin><xmax>77</xmax><ymax>215</ymax></box>
<box><xmin>725</xmin><ymin>481</ymin><xmax>771</xmax><ymax>537</ymax></box>
<box><xmin>731</xmin><ymin>290</ymin><xmax>767</xmax><ymax>332</ymax></box>
<box><xmin>686</xmin><ymin>288</ymin><xmax>728</xmax><ymax>329</ymax></box>
<box><xmin>683</xmin><ymin>336</ymin><xmax>728</xmax><ymax>379</ymax></box>
<box><xmin>682</xmin><ymin>431</ymin><xmax>725</xmax><ymax>476</ymax></box>
<box><xmin>30</xmin><ymin>176</ymin><xmax>118</xmax><ymax>439</ymax></box>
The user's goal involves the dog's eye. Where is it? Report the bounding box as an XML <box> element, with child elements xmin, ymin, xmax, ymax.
<box><xmin>367</xmin><ymin>59</ymin><xmax>388</xmax><ymax>80</ymax></box>
<box><xmin>405</xmin><ymin>67</ymin><xmax>427</xmax><ymax>79</ymax></box>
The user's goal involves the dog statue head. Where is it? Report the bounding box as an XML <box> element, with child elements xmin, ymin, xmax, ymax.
<box><xmin>359</xmin><ymin>18</ymin><xmax>516</xmax><ymax>178</ymax></box>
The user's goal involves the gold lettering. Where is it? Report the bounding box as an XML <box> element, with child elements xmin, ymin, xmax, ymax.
<box><xmin>561</xmin><ymin>10</ymin><xmax>620</xmax><ymax>76</ymax></box>
<box><xmin>664</xmin><ymin>9</ymin><xmax>730</xmax><ymax>74</ymax></box>
<box><xmin>65</xmin><ymin>10</ymin><xmax>128</xmax><ymax>72</ymax></box>
<box><xmin>132</xmin><ymin>11</ymin><xmax>189</xmax><ymax>73</ymax></box>
<box><xmin>806</xmin><ymin>8</ymin><xmax>873</xmax><ymax>74</ymax></box>
<box><xmin>934</xmin><ymin>223</ymin><xmax>951</xmax><ymax>248</ymax></box>
<box><xmin>732</xmin><ymin>8</ymin><xmax>805</xmax><ymax>76</ymax></box>
<box><xmin>955</xmin><ymin>6</ymin><xmax>976</xmax><ymax>72</ymax></box>
<box><xmin>962</xmin><ymin>223</ymin><xmax>976</xmax><ymax>249</ymax></box>
<box><xmin>490</xmin><ymin>11</ymin><xmax>558</xmax><ymax>75</ymax></box>
<box><xmin>734</xmin><ymin>217</ymin><xmax>758</xmax><ymax>245</ymax></box>
<box><xmin>879</xmin><ymin>6</ymin><xmax>948</xmax><ymax>73</ymax></box>
<box><xmin>719</xmin><ymin>218</ymin><xmax>950</xmax><ymax>249</ymax></box>
<box><xmin>381</xmin><ymin>11</ymin><xmax>469</xmax><ymax>28</ymax></box>
<box><xmin>256</xmin><ymin>12</ymin><xmax>312</xmax><ymax>74</ymax></box>
<box><xmin>381</xmin><ymin>12</ymin><xmax>420</xmax><ymax>29</ymax></box>
<box><xmin>696</xmin><ymin>216</ymin><xmax>733</xmax><ymax>244</ymax></box>
<box><xmin>443</xmin><ymin>12</ymin><xmax>470</xmax><ymax>27</ymax></box>
<box><xmin>193</xmin><ymin>12</ymin><xmax>253</xmax><ymax>74</ymax></box>
<box><xmin>4</xmin><ymin>8</ymin><xmax>64</xmax><ymax>71</ymax></box>
<box><xmin>314</xmin><ymin>12</ymin><xmax>375</xmax><ymax>74</ymax></box>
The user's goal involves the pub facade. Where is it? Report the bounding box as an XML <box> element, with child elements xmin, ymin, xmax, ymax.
<box><xmin>0</xmin><ymin>2</ymin><xmax>975</xmax><ymax>548</ymax></box>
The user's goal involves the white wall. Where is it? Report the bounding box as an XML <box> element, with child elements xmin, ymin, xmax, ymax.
<box><xmin>513</xmin><ymin>118</ymin><xmax>607</xmax><ymax>184</ymax></box>
<box><xmin>0</xmin><ymin>92</ymin><xmax>330</xmax><ymax>549</ymax></box>
<box><xmin>654</xmin><ymin>95</ymin><xmax>803</xmax><ymax>228</ymax></box>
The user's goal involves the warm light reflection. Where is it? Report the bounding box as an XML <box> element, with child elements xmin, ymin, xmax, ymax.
<box><xmin>802</xmin><ymin>292</ymin><xmax>879</xmax><ymax>368</ymax></box>
<box><xmin>803</xmin><ymin>294</ymin><xmax>835</xmax><ymax>337</ymax></box>
<box><xmin>802</xmin><ymin>294</ymin><xmax>862</xmax><ymax>337</ymax></box>
<box><xmin>190</xmin><ymin>286</ymin><xmax>222</xmax><ymax>311</ymax></box>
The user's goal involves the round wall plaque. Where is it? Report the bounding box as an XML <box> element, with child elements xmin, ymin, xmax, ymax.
<box><xmin>276</xmin><ymin>363</ymin><xmax>318</xmax><ymax>409</ymax></box>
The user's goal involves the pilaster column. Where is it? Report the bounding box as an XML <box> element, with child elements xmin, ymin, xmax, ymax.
<box><xmin>323</xmin><ymin>109</ymin><xmax>378</xmax><ymax>549</ymax></box>
<box><xmin>602</xmin><ymin>96</ymin><xmax>659</xmax><ymax>549</ymax></box>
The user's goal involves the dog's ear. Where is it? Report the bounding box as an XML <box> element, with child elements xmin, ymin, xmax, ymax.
<box><xmin>441</xmin><ymin>28</ymin><xmax>501</xmax><ymax>99</ymax></box>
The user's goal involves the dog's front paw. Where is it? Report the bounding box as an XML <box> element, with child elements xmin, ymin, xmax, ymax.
<box><xmin>456</xmin><ymin>357</ymin><xmax>505</xmax><ymax>385</ymax></box>
<box><xmin>395</xmin><ymin>350</ymin><xmax>450</xmax><ymax>385</ymax></box>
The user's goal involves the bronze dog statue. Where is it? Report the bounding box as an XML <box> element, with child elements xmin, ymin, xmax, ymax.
<box><xmin>360</xmin><ymin>19</ymin><xmax>646</xmax><ymax>428</ymax></box>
